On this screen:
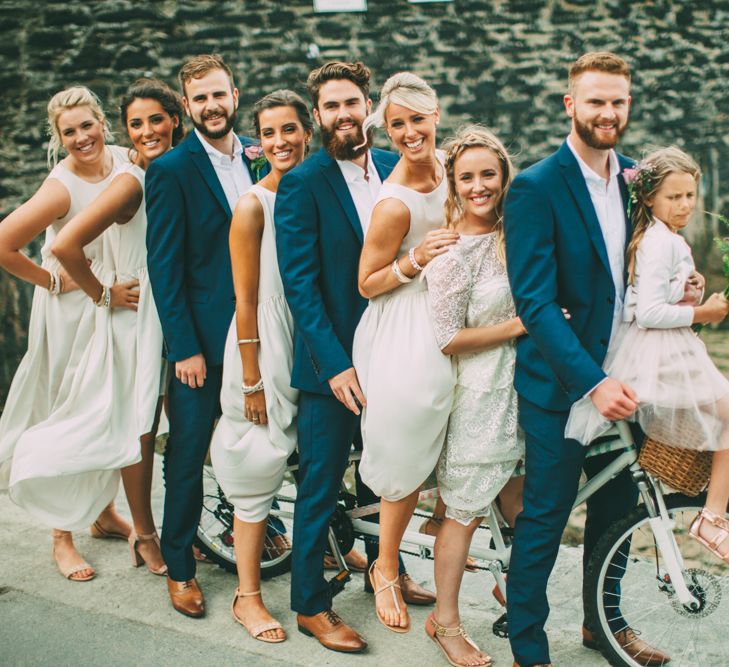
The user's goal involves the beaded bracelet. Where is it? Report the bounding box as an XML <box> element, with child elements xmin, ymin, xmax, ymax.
<box><xmin>408</xmin><ymin>247</ymin><xmax>424</xmax><ymax>272</ymax></box>
<box><xmin>242</xmin><ymin>378</ymin><xmax>264</xmax><ymax>395</ymax></box>
<box><xmin>94</xmin><ymin>285</ymin><xmax>111</xmax><ymax>308</ymax></box>
<box><xmin>391</xmin><ymin>258</ymin><xmax>412</xmax><ymax>284</ymax></box>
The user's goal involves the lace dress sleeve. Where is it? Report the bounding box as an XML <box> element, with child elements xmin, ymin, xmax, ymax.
<box><xmin>426</xmin><ymin>250</ymin><xmax>472</xmax><ymax>350</ymax></box>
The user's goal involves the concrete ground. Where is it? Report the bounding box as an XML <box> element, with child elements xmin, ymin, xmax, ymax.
<box><xmin>0</xmin><ymin>455</ymin><xmax>607</xmax><ymax>667</ymax></box>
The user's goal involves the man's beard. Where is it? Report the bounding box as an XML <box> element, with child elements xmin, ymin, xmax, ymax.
<box><xmin>320</xmin><ymin>119</ymin><xmax>371</xmax><ymax>161</ymax></box>
<box><xmin>574</xmin><ymin>114</ymin><xmax>627</xmax><ymax>150</ymax></box>
<box><xmin>193</xmin><ymin>107</ymin><xmax>237</xmax><ymax>140</ymax></box>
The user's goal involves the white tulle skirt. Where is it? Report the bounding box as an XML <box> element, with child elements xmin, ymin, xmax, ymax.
<box><xmin>566</xmin><ymin>322</ymin><xmax>729</xmax><ymax>451</ymax></box>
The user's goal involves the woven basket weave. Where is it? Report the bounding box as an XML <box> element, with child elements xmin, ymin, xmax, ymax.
<box><xmin>638</xmin><ymin>437</ymin><xmax>712</xmax><ymax>496</ymax></box>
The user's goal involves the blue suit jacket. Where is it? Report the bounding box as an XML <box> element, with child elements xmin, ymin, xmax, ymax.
<box><xmin>145</xmin><ymin>131</ymin><xmax>259</xmax><ymax>366</ymax></box>
<box><xmin>275</xmin><ymin>147</ymin><xmax>399</xmax><ymax>395</ymax></box>
<box><xmin>504</xmin><ymin>141</ymin><xmax>634</xmax><ymax>412</ymax></box>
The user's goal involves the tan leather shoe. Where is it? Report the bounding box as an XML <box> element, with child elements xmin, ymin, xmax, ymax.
<box><xmin>364</xmin><ymin>571</ymin><xmax>436</xmax><ymax>605</ymax></box>
<box><xmin>323</xmin><ymin>547</ymin><xmax>368</xmax><ymax>573</ymax></box>
<box><xmin>583</xmin><ymin>626</ymin><xmax>671</xmax><ymax>666</ymax></box>
<box><xmin>400</xmin><ymin>573</ymin><xmax>436</xmax><ymax>605</ymax></box>
<box><xmin>167</xmin><ymin>577</ymin><xmax>205</xmax><ymax>618</ymax></box>
<box><xmin>297</xmin><ymin>609</ymin><xmax>367</xmax><ymax>653</ymax></box>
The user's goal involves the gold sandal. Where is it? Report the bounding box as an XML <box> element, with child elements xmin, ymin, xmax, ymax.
<box><xmin>368</xmin><ymin>560</ymin><xmax>410</xmax><ymax>633</ymax></box>
<box><xmin>689</xmin><ymin>508</ymin><xmax>729</xmax><ymax>563</ymax></box>
<box><xmin>425</xmin><ymin>612</ymin><xmax>492</xmax><ymax>667</ymax></box>
<box><xmin>231</xmin><ymin>589</ymin><xmax>286</xmax><ymax>643</ymax></box>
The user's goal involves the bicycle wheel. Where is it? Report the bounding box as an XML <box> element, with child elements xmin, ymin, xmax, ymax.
<box><xmin>196</xmin><ymin>462</ymin><xmax>296</xmax><ymax>579</ymax></box>
<box><xmin>584</xmin><ymin>492</ymin><xmax>728</xmax><ymax>666</ymax></box>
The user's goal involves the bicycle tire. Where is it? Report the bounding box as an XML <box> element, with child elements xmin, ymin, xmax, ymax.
<box><xmin>196</xmin><ymin>463</ymin><xmax>295</xmax><ymax>579</ymax></box>
<box><xmin>584</xmin><ymin>492</ymin><xmax>729</xmax><ymax>667</ymax></box>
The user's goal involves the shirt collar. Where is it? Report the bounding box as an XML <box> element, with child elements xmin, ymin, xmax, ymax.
<box><xmin>336</xmin><ymin>151</ymin><xmax>377</xmax><ymax>184</ymax></box>
<box><xmin>566</xmin><ymin>136</ymin><xmax>620</xmax><ymax>185</ymax></box>
<box><xmin>195</xmin><ymin>129</ymin><xmax>243</xmax><ymax>163</ymax></box>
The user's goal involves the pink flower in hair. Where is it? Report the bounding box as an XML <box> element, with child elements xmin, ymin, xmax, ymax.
<box><xmin>622</xmin><ymin>167</ymin><xmax>638</xmax><ymax>184</ymax></box>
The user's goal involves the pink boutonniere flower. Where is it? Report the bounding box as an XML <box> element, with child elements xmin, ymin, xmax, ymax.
<box><xmin>621</xmin><ymin>167</ymin><xmax>638</xmax><ymax>184</ymax></box>
<box><xmin>244</xmin><ymin>144</ymin><xmax>267</xmax><ymax>182</ymax></box>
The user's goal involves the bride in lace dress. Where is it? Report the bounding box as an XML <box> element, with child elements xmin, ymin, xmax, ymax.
<box><xmin>424</xmin><ymin>127</ymin><xmax>526</xmax><ymax>667</ymax></box>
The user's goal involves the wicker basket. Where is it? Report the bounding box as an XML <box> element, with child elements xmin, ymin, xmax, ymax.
<box><xmin>638</xmin><ymin>437</ymin><xmax>712</xmax><ymax>496</ymax></box>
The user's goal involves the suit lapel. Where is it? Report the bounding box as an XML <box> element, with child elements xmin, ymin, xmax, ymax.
<box><xmin>617</xmin><ymin>153</ymin><xmax>634</xmax><ymax>244</ymax></box>
<box><xmin>319</xmin><ymin>150</ymin><xmax>364</xmax><ymax>244</ymax></box>
<box><xmin>558</xmin><ymin>142</ymin><xmax>611</xmax><ymax>278</ymax></box>
<box><xmin>187</xmin><ymin>132</ymin><xmax>231</xmax><ymax>218</ymax></box>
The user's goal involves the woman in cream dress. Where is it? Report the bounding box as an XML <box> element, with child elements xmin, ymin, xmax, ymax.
<box><xmin>0</xmin><ymin>87</ymin><xmax>132</xmax><ymax>581</ymax></box>
<box><xmin>28</xmin><ymin>80</ymin><xmax>186</xmax><ymax>577</ymax></box>
<box><xmin>210</xmin><ymin>90</ymin><xmax>312</xmax><ymax>643</ymax></box>
<box><xmin>353</xmin><ymin>73</ymin><xmax>457</xmax><ymax>633</ymax></box>
<box><xmin>425</xmin><ymin>127</ymin><xmax>526</xmax><ymax>667</ymax></box>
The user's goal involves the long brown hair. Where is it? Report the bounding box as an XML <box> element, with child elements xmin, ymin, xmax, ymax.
<box><xmin>626</xmin><ymin>146</ymin><xmax>701</xmax><ymax>283</ymax></box>
<box><xmin>442</xmin><ymin>125</ymin><xmax>514</xmax><ymax>264</ymax></box>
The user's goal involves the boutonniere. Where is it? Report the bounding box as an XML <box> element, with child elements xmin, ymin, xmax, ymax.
<box><xmin>622</xmin><ymin>163</ymin><xmax>655</xmax><ymax>219</ymax></box>
<box><xmin>244</xmin><ymin>144</ymin><xmax>267</xmax><ymax>182</ymax></box>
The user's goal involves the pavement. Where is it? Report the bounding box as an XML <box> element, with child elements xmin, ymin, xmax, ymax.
<box><xmin>0</xmin><ymin>454</ymin><xmax>608</xmax><ymax>667</ymax></box>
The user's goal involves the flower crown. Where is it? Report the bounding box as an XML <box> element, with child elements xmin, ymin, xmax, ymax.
<box><xmin>622</xmin><ymin>162</ymin><xmax>656</xmax><ymax>217</ymax></box>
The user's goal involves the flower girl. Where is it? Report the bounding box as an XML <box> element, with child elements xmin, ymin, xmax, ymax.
<box><xmin>566</xmin><ymin>146</ymin><xmax>729</xmax><ymax>563</ymax></box>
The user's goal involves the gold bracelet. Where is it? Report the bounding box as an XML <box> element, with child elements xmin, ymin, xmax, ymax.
<box><xmin>237</xmin><ymin>338</ymin><xmax>260</xmax><ymax>345</ymax></box>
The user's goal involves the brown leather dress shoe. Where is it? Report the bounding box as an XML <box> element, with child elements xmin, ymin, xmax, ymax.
<box><xmin>364</xmin><ymin>571</ymin><xmax>436</xmax><ymax>604</ymax></box>
<box><xmin>297</xmin><ymin>609</ymin><xmax>367</xmax><ymax>653</ymax></box>
<box><xmin>583</xmin><ymin>626</ymin><xmax>671</xmax><ymax>666</ymax></box>
<box><xmin>399</xmin><ymin>573</ymin><xmax>436</xmax><ymax>605</ymax></box>
<box><xmin>167</xmin><ymin>577</ymin><xmax>205</xmax><ymax>618</ymax></box>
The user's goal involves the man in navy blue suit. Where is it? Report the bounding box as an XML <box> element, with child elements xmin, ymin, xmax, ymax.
<box><xmin>145</xmin><ymin>54</ymin><xmax>260</xmax><ymax>618</ymax></box>
<box><xmin>275</xmin><ymin>61</ymin><xmax>434</xmax><ymax>653</ymax></box>
<box><xmin>504</xmin><ymin>53</ymin><xmax>669</xmax><ymax>667</ymax></box>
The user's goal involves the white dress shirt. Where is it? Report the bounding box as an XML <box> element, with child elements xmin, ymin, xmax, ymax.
<box><xmin>567</xmin><ymin>138</ymin><xmax>626</xmax><ymax>338</ymax></box>
<box><xmin>195</xmin><ymin>129</ymin><xmax>253</xmax><ymax>212</ymax></box>
<box><xmin>623</xmin><ymin>218</ymin><xmax>695</xmax><ymax>329</ymax></box>
<box><xmin>336</xmin><ymin>151</ymin><xmax>382</xmax><ymax>235</ymax></box>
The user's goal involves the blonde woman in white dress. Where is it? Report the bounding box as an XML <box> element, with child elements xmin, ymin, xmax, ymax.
<box><xmin>39</xmin><ymin>80</ymin><xmax>186</xmax><ymax>577</ymax></box>
<box><xmin>353</xmin><ymin>72</ymin><xmax>458</xmax><ymax>633</ymax></box>
<box><xmin>425</xmin><ymin>127</ymin><xmax>528</xmax><ymax>667</ymax></box>
<box><xmin>210</xmin><ymin>90</ymin><xmax>312</xmax><ymax>643</ymax></box>
<box><xmin>0</xmin><ymin>87</ymin><xmax>134</xmax><ymax>581</ymax></box>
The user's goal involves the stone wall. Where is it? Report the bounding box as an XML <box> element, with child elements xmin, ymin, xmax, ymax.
<box><xmin>2</xmin><ymin>0</ymin><xmax>729</xmax><ymax>402</ymax></box>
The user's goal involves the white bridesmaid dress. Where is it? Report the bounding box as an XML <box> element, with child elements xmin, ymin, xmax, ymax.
<box><xmin>210</xmin><ymin>184</ymin><xmax>298</xmax><ymax>523</ymax></box>
<box><xmin>4</xmin><ymin>161</ymin><xmax>165</xmax><ymax>531</ymax></box>
<box><xmin>354</xmin><ymin>171</ymin><xmax>456</xmax><ymax>501</ymax></box>
<box><xmin>0</xmin><ymin>146</ymin><xmax>128</xmax><ymax>499</ymax></box>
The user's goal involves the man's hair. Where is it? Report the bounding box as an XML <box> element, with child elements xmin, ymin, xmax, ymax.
<box><xmin>568</xmin><ymin>52</ymin><xmax>631</xmax><ymax>93</ymax></box>
<box><xmin>306</xmin><ymin>61</ymin><xmax>371</xmax><ymax>109</ymax></box>
<box><xmin>178</xmin><ymin>54</ymin><xmax>234</xmax><ymax>96</ymax></box>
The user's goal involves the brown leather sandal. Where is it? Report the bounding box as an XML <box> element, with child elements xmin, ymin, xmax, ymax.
<box><xmin>425</xmin><ymin>612</ymin><xmax>492</xmax><ymax>667</ymax></box>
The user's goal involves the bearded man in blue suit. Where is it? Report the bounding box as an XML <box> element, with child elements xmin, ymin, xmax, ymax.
<box><xmin>275</xmin><ymin>61</ymin><xmax>435</xmax><ymax>653</ymax></box>
<box><xmin>504</xmin><ymin>53</ymin><xmax>670</xmax><ymax>667</ymax></box>
<box><xmin>145</xmin><ymin>55</ymin><xmax>261</xmax><ymax>618</ymax></box>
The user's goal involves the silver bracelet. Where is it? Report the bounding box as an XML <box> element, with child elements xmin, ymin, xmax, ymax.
<box><xmin>408</xmin><ymin>247</ymin><xmax>424</xmax><ymax>272</ymax></box>
<box><xmin>391</xmin><ymin>258</ymin><xmax>412</xmax><ymax>284</ymax></box>
<box><xmin>94</xmin><ymin>285</ymin><xmax>111</xmax><ymax>308</ymax></box>
<box><xmin>241</xmin><ymin>378</ymin><xmax>264</xmax><ymax>395</ymax></box>
<box><xmin>48</xmin><ymin>271</ymin><xmax>61</xmax><ymax>295</ymax></box>
<box><xmin>237</xmin><ymin>338</ymin><xmax>260</xmax><ymax>345</ymax></box>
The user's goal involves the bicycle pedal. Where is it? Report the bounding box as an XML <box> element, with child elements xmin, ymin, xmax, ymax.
<box><xmin>492</xmin><ymin>611</ymin><xmax>509</xmax><ymax>639</ymax></box>
<box><xmin>328</xmin><ymin>569</ymin><xmax>351</xmax><ymax>598</ymax></box>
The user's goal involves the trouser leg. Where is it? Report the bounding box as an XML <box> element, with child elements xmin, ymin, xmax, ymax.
<box><xmin>507</xmin><ymin>397</ymin><xmax>584</xmax><ymax>667</ymax></box>
<box><xmin>161</xmin><ymin>366</ymin><xmax>222</xmax><ymax>582</ymax></box>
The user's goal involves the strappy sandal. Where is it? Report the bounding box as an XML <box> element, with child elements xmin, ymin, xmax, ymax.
<box><xmin>368</xmin><ymin>560</ymin><xmax>410</xmax><ymax>633</ymax></box>
<box><xmin>419</xmin><ymin>517</ymin><xmax>479</xmax><ymax>573</ymax></box>
<box><xmin>689</xmin><ymin>508</ymin><xmax>729</xmax><ymax>564</ymax></box>
<box><xmin>52</xmin><ymin>530</ymin><xmax>95</xmax><ymax>582</ymax></box>
<box><xmin>129</xmin><ymin>530</ymin><xmax>168</xmax><ymax>576</ymax></box>
<box><xmin>425</xmin><ymin>612</ymin><xmax>493</xmax><ymax>667</ymax></box>
<box><xmin>231</xmin><ymin>589</ymin><xmax>286</xmax><ymax>643</ymax></box>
